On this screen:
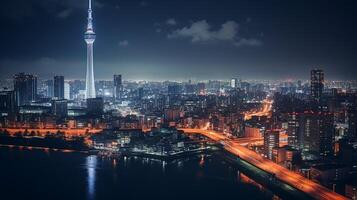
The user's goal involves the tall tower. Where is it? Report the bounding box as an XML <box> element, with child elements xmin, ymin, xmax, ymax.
<box><xmin>85</xmin><ymin>0</ymin><xmax>96</xmax><ymax>99</ymax></box>
<box><xmin>310</xmin><ymin>69</ymin><xmax>324</xmax><ymax>101</ymax></box>
<box><xmin>13</xmin><ymin>73</ymin><xmax>37</xmax><ymax>106</ymax></box>
<box><xmin>113</xmin><ymin>74</ymin><xmax>122</xmax><ymax>100</ymax></box>
<box><xmin>230</xmin><ymin>78</ymin><xmax>238</xmax><ymax>88</ymax></box>
<box><xmin>54</xmin><ymin>75</ymin><xmax>64</xmax><ymax>99</ymax></box>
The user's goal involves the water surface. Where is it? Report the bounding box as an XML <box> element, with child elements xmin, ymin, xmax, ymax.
<box><xmin>0</xmin><ymin>147</ymin><xmax>272</xmax><ymax>200</ymax></box>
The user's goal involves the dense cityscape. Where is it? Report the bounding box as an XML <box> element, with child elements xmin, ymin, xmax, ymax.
<box><xmin>1</xmin><ymin>0</ymin><xmax>357</xmax><ymax>200</ymax></box>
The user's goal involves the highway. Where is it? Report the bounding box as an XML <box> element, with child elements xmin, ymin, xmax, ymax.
<box><xmin>231</xmin><ymin>137</ymin><xmax>263</xmax><ymax>146</ymax></box>
<box><xmin>244</xmin><ymin>99</ymin><xmax>273</xmax><ymax>120</ymax></box>
<box><xmin>179</xmin><ymin>128</ymin><xmax>348</xmax><ymax>200</ymax></box>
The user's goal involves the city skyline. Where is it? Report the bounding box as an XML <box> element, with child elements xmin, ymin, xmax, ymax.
<box><xmin>1</xmin><ymin>1</ymin><xmax>357</xmax><ymax>197</ymax></box>
<box><xmin>0</xmin><ymin>0</ymin><xmax>356</xmax><ymax>80</ymax></box>
<box><xmin>2</xmin><ymin>67</ymin><xmax>355</xmax><ymax>200</ymax></box>
<box><xmin>1</xmin><ymin>1</ymin><xmax>357</xmax><ymax>200</ymax></box>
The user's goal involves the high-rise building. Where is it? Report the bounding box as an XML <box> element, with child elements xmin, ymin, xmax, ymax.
<box><xmin>54</xmin><ymin>76</ymin><xmax>64</xmax><ymax>99</ymax></box>
<box><xmin>87</xmin><ymin>97</ymin><xmax>104</xmax><ymax>116</ymax></box>
<box><xmin>137</xmin><ymin>87</ymin><xmax>144</xmax><ymax>100</ymax></box>
<box><xmin>197</xmin><ymin>82</ymin><xmax>205</xmax><ymax>95</ymax></box>
<box><xmin>310</xmin><ymin>69</ymin><xmax>324</xmax><ymax>101</ymax></box>
<box><xmin>45</xmin><ymin>80</ymin><xmax>54</xmax><ymax>98</ymax></box>
<box><xmin>301</xmin><ymin>112</ymin><xmax>334</xmax><ymax>157</ymax></box>
<box><xmin>287</xmin><ymin>113</ymin><xmax>301</xmax><ymax>149</ymax></box>
<box><xmin>184</xmin><ymin>84</ymin><xmax>195</xmax><ymax>94</ymax></box>
<box><xmin>52</xmin><ymin>99</ymin><xmax>68</xmax><ymax>118</ymax></box>
<box><xmin>113</xmin><ymin>74</ymin><xmax>122</xmax><ymax>100</ymax></box>
<box><xmin>168</xmin><ymin>84</ymin><xmax>181</xmax><ymax>95</ymax></box>
<box><xmin>85</xmin><ymin>0</ymin><xmax>96</xmax><ymax>99</ymax></box>
<box><xmin>241</xmin><ymin>81</ymin><xmax>250</xmax><ymax>92</ymax></box>
<box><xmin>64</xmin><ymin>82</ymin><xmax>70</xmax><ymax>100</ymax></box>
<box><xmin>347</xmin><ymin>107</ymin><xmax>357</xmax><ymax>139</ymax></box>
<box><xmin>301</xmin><ymin>113</ymin><xmax>319</xmax><ymax>155</ymax></box>
<box><xmin>231</xmin><ymin>78</ymin><xmax>238</xmax><ymax>88</ymax></box>
<box><xmin>13</xmin><ymin>73</ymin><xmax>37</xmax><ymax>106</ymax></box>
<box><xmin>264</xmin><ymin>130</ymin><xmax>280</xmax><ymax>159</ymax></box>
<box><xmin>0</xmin><ymin>90</ymin><xmax>16</xmax><ymax>116</ymax></box>
<box><xmin>164</xmin><ymin>108</ymin><xmax>181</xmax><ymax>123</ymax></box>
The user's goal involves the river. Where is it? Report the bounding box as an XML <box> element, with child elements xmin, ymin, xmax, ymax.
<box><xmin>0</xmin><ymin>146</ymin><xmax>275</xmax><ymax>200</ymax></box>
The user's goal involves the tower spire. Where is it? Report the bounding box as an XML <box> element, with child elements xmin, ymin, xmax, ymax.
<box><xmin>87</xmin><ymin>0</ymin><xmax>93</xmax><ymax>31</ymax></box>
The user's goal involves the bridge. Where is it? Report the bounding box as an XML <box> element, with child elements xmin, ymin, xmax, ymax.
<box><xmin>179</xmin><ymin>128</ymin><xmax>348</xmax><ymax>200</ymax></box>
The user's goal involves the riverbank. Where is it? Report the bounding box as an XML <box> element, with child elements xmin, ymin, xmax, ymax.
<box><xmin>0</xmin><ymin>135</ymin><xmax>89</xmax><ymax>151</ymax></box>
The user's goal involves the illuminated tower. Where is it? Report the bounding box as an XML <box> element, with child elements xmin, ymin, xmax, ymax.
<box><xmin>84</xmin><ymin>0</ymin><xmax>96</xmax><ymax>99</ymax></box>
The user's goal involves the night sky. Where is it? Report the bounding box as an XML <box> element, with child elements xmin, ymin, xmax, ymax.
<box><xmin>0</xmin><ymin>0</ymin><xmax>356</xmax><ymax>81</ymax></box>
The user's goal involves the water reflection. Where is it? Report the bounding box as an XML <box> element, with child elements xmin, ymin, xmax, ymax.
<box><xmin>86</xmin><ymin>155</ymin><xmax>97</xmax><ymax>200</ymax></box>
<box><xmin>199</xmin><ymin>155</ymin><xmax>205</xmax><ymax>166</ymax></box>
<box><xmin>177</xmin><ymin>160</ymin><xmax>183</xmax><ymax>169</ymax></box>
<box><xmin>123</xmin><ymin>156</ymin><xmax>127</xmax><ymax>166</ymax></box>
<box><xmin>162</xmin><ymin>160</ymin><xmax>167</xmax><ymax>173</ymax></box>
<box><xmin>113</xmin><ymin>158</ymin><xmax>117</xmax><ymax>167</ymax></box>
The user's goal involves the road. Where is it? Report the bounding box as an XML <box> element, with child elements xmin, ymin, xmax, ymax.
<box><xmin>231</xmin><ymin>137</ymin><xmax>263</xmax><ymax>146</ymax></box>
<box><xmin>244</xmin><ymin>99</ymin><xmax>273</xmax><ymax>120</ymax></box>
<box><xmin>179</xmin><ymin>128</ymin><xmax>348</xmax><ymax>200</ymax></box>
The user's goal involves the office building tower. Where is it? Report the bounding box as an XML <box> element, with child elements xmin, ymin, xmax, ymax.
<box><xmin>197</xmin><ymin>82</ymin><xmax>206</xmax><ymax>95</ymax></box>
<box><xmin>231</xmin><ymin>78</ymin><xmax>238</xmax><ymax>88</ymax></box>
<box><xmin>13</xmin><ymin>73</ymin><xmax>37</xmax><ymax>106</ymax></box>
<box><xmin>64</xmin><ymin>82</ymin><xmax>70</xmax><ymax>100</ymax></box>
<box><xmin>168</xmin><ymin>84</ymin><xmax>181</xmax><ymax>95</ymax></box>
<box><xmin>45</xmin><ymin>80</ymin><xmax>54</xmax><ymax>98</ymax></box>
<box><xmin>0</xmin><ymin>90</ymin><xmax>15</xmax><ymax>115</ymax></box>
<box><xmin>87</xmin><ymin>97</ymin><xmax>104</xmax><ymax>116</ymax></box>
<box><xmin>54</xmin><ymin>76</ymin><xmax>64</xmax><ymax>99</ymax></box>
<box><xmin>185</xmin><ymin>84</ymin><xmax>195</xmax><ymax>94</ymax></box>
<box><xmin>311</xmin><ymin>69</ymin><xmax>324</xmax><ymax>101</ymax></box>
<box><xmin>287</xmin><ymin>113</ymin><xmax>301</xmax><ymax>149</ymax></box>
<box><xmin>164</xmin><ymin>108</ymin><xmax>181</xmax><ymax>123</ymax></box>
<box><xmin>113</xmin><ymin>74</ymin><xmax>122</xmax><ymax>100</ymax></box>
<box><xmin>264</xmin><ymin>130</ymin><xmax>280</xmax><ymax>159</ymax></box>
<box><xmin>347</xmin><ymin>107</ymin><xmax>357</xmax><ymax>139</ymax></box>
<box><xmin>301</xmin><ymin>112</ymin><xmax>334</xmax><ymax>157</ymax></box>
<box><xmin>52</xmin><ymin>99</ymin><xmax>68</xmax><ymax>118</ymax></box>
<box><xmin>137</xmin><ymin>87</ymin><xmax>144</xmax><ymax>100</ymax></box>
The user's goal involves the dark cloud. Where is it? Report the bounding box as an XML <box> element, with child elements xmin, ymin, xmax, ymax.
<box><xmin>166</xmin><ymin>18</ymin><xmax>177</xmax><ymax>26</ymax></box>
<box><xmin>168</xmin><ymin>20</ymin><xmax>238</xmax><ymax>42</ymax></box>
<box><xmin>168</xmin><ymin>20</ymin><xmax>262</xmax><ymax>47</ymax></box>
<box><xmin>56</xmin><ymin>8</ymin><xmax>73</xmax><ymax>19</ymax></box>
<box><xmin>118</xmin><ymin>40</ymin><xmax>129</xmax><ymax>47</ymax></box>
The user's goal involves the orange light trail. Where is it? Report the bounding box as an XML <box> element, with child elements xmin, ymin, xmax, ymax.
<box><xmin>244</xmin><ymin>99</ymin><xmax>273</xmax><ymax>120</ymax></box>
<box><xmin>179</xmin><ymin>128</ymin><xmax>347</xmax><ymax>200</ymax></box>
